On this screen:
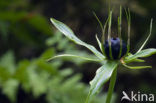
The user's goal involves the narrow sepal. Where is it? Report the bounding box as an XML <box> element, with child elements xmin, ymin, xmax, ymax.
<box><xmin>122</xmin><ymin>63</ymin><xmax>152</xmax><ymax>69</ymax></box>
<box><xmin>124</xmin><ymin>48</ymin><xmax>156</xmax><ymax>63</ymax></box>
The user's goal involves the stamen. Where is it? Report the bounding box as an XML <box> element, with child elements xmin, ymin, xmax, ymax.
<box><xmin>127</xmin><ymin>8</ymin><xmax>131</xmax><ymax>53</ymax></box>
<box><xmin>108</xmin><ymin>11</ymin><xmax>113</xmax><ymax>59</ymax></box>
<box><xmin>93</xmin><ymin>12</ymin><xmax>105</xmax><ymax>42</ymax></box>
<box><xmin>125</xmin><ymin>8</ymin><xmax>131</xmax><ymax>54</ymax></box>
<box><xmin>102</xmin><ymin>18</ymin><xmax>109</xmax><ymax>44</ymax></box>
<box><xmin>118</xmin><ymin>6</ymin><xmax>123</xmax><ymax>58</ymax></box>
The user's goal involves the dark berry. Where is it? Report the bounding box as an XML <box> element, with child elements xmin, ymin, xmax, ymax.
<box><xmin>104</xmin><ymin>37</ymin><xmax>127</xmax><ymax>60</ymax></box>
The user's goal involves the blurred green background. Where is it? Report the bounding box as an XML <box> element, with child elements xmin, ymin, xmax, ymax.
<box><xmin>0</xmin><ymin>0</ymin><xmax>156</xmax><ymax>103</ymax></box>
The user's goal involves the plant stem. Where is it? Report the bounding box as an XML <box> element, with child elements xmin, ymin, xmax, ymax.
<box><xmin>105</xmin><ymin>67</ymin><xmax>117</xmax><ymax>103</ymax></box>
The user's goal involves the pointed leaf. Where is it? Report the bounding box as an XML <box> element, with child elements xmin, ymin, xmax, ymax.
<box><xmin>85</xmin><ymin>60</ymin><xmax>118</xmax><ymax>103</ymax></box>
<box><xmin>47</xmin><ymin>54</ymin><xmax>102</xmax><ymax>62</ymax></box>
<box><xmin>50</xmin><ymin>18</ymin><xmax>105</xmax><ymax>60</ymax></box>
<box><xmin>125</xmin><ymin>48</ymin><xmax>156</xmax><ymax>63</ymax></box>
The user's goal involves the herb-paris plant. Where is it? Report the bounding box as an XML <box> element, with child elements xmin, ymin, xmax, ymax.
<box><xmin>49</xmin><ymin>7</ymin><xmax>156</xmax><ymax>103</ymax></box>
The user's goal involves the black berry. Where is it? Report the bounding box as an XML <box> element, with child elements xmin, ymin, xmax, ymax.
<box><xmin>104</xmin><ymin>37</ymin><xmax>127</xmax><ymax>60</ymax></box>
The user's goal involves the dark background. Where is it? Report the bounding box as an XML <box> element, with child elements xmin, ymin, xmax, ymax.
<box><xmin>0</xmin><ymin>0</ymin><xmax>156</xmax><ymax>103</ymax></box>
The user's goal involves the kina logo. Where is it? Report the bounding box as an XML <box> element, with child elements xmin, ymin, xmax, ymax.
<box><xmin>121</xmin><ymin>91</ymin><xmax>155</xmax><ymax>102</ymax></box>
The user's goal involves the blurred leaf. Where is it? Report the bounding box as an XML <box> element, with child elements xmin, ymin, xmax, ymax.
<box><xmin>11</xmin><ymin>24</ymin><xmax>37</xmax><ymax>45</ymax></box>
<box><xmin>36</xmin><ymin>59</ymin><xmax>58</xmax><ymax>75</ymax></box>
<box><xmin>0</xmin><ymin>0</ymin><xmax>28</xmax><ymax>9</ymax></box>
<box><xmin>27</xmin><ymin>63</ymin><xmax>48</xmax><ymax>97</ymax></box>
<box><xmin>59</xmin><ymin>68</ymin><xmax>73</xmax><ymax>77</ymax></box>
<box><xmin>0</xmin><ymin>51</ymin><xmax>16</xmax><ymax>74</ymax></box>
<box><xmin>46</xmin><ymin>31</ymin><xmax>62</xmax><ymax>46</ymax></box>
<box><xmin>0</xmin><ymin>47</ymin><xmax>111</xmax><ymax>103</ymax></box>
<box><xmin>2</xmin><ymin>79</ymin><xmax>19</xmax><ymax>102</ymax></box>
<box><xmin>57</xmin><ymin>38</ymin><xmax>69</xmax><ymax>50</ymax></box>
<box><xmin>28</xmin><ymin>15</ymin><xmax>52</xmax><ymax>36</ymax></box>
<box><xmin>0</xmin><ymin>66</ymin><xmax>11</xmax><ymax>82</ymax></box>
<box><xmin>40</xmin><ymin>48</ymin><xmax>55</xmax><ymax>59</ymax></box>
<box><xmin>14</xmin><ymin>60</ymin><xmax>29</xmax><ymax>85</ymax></box>
<box><xmin>0</xmin><ymin>11</ymin><xmax>27</xmax><ymax>22</ymax></box>
<box><xmin>0</xmin><ymin>20</ymin><xmax>9</xmax><ymax>40</ymax></box>
<box><xmin>60</xmin><ymin>74</ymin><xmax>82</xmax><ymax>92</ymax></box>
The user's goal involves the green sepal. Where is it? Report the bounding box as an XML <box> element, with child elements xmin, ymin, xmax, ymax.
<box><xmin>124</xmin><ymin>58</ymin><xmax>145</xmax><ymax>64</ymax></box>
<box><xmin>130</xmin><ymin>58</ymin><xmax>145</xmax><ymax>63</ymax></box>
<box><xmin>123</xmin><ymin>53</ymin><xmax>145</xmax><ymax>64</ymax></box>
<box><xmin>124</xmin><ymin>48</ymin><xmax>156</xmax><ymax>63</ymax></box>
<box><xmin>122</xmin><ymin>63</ymin><xmax>152</xmax><ymax>69</ymax></box>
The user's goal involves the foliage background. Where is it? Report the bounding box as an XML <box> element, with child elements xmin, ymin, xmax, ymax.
<box><xmin>0</xmin><ymin>0</ymin><xmax>156</xmax><ymax>103</ymax></box>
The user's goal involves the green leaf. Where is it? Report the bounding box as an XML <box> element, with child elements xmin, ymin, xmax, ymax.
<box><xmin>122</xmin><ymin>63</ymin><xmax>152</xmax><ymax>69</ymax></box>
<box><xmin>27</xmin><ymin>64</ymin><xmax>47</xmax><ymax>97</ymax></box>
<box><xmin>14</xmin><ymin>60</ymin><xmax>30</xmax><ymax>84</ymax></box>
<box><xmin>0</xmin><ymin>51</ymin><xmax>16</xmax><ymax>74</ymax></box>
<box><xmin>0</xmin><ymin>66</ymin><xmax>11</xmax><ymax>81</ymax></box>
<box><xmin>125</xmin><ymin>48</ymin><xmax>156</xmax><ymax>63</ymax></box>
<box><xmin>85</xmin><ymin>60</ymin><xmax>118</xmax><ymax>103</ymax></box>
<box><xmin>2</xmin><ymin>79</ymin><xmax>19</xmax><ymax>102</ymax></box>
<box><xmin>47</xmin><ymin>54</ymin><xmax>101</xmax><ymax>62</ymax></box>
<box><xmin>40</xmin><ymin>48</ymin><xmax>55</xmax><ymax>59</ymax></box>
<box><xmin>50</xmin><ymin>18</ymin><xmax>105</xmax><ymax>60</ymax></box>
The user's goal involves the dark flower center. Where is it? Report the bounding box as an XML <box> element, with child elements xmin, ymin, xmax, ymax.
<box><xmin>104</xmin><ymin>37</ymin><xmax>127</xmax><ymax>60</ymax></box>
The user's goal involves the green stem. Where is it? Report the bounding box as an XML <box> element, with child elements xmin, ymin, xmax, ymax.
<box><xmin>105</xmin><ymin>67</ymin><xmax>117</xmax><ymax>103</ymax></box>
